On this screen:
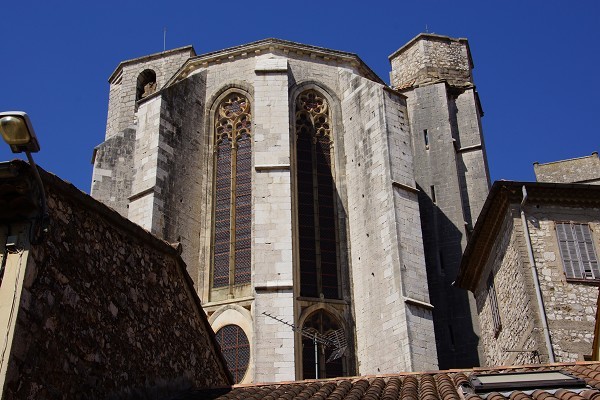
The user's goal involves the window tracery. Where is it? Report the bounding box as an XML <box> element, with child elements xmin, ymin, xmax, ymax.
<box><xmin>301</xmin><ymin>310</ymin><xmax>345</xmax><ymax>379</ymax></box>
<box><xmin>294</xmin><ymin>90</ymin><xmax>339</xmax><ymax>299</ymax></box>
<box><xmin>213</xmin><ymin>93</ymin><xmax>252</xmax><ymax>290</ymax></box>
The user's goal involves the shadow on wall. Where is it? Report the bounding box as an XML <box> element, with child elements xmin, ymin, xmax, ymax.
<box><xmin>416</xmin><ymin>183</ymin><xmax>480</xmax><ymax>369</ymax></box>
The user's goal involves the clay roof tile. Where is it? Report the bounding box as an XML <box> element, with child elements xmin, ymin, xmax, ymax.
<box><xmin>555</xmin><ymin>389</ymin><xmax>586</xmax><ymax>400</ymax></box>
<box><xmin>509</xmin><ymin>391</ymin><xmax>533</xmax><ymax>400</ymax></box>
<box><xmin>531</xmin><ymin>389</ymin><xmax>559</xmax><ymax>400</ymax></box>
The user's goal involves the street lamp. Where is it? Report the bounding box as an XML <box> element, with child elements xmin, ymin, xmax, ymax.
<box><xmin>0</xmin><ymin>112</ymin><xmax>40</xmax><ymax>154</ymax></box>
<box><xmin>0</xmin><ymin>111</ymin><xmax>48</xmax><ymax>242</ymax></box>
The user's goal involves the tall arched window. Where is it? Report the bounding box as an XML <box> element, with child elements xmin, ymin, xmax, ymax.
<box><xmin>302</xmin><ymin>310</ymin><xmax>345</xmax><ymax>379</ymax></box>
<box><xmin>294</xmin><ymin>90</ymin><xmax>340</xmax><ymax>299</ymax></box>
<box><xmin>212</xmin><ymin>93</ymin><xmax>252</xmax><ymax>290</ymax></box>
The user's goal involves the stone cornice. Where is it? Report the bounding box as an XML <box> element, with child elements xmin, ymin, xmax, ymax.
<box><xmin>165</xmin><ymin>38</ymin><xmax>385</xmax><ymax>87</ymax></box>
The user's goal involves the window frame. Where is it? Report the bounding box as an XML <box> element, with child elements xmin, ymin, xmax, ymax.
<box><xmin>210</xmin><ymin>92</ymin><xmax>253</xmax><ymax>297</ymax></box>
<box><xmin>292</xmin><ymin>89</ymin><xmax>342</xmax><ymax>300</ymax></box>
<box><xmin>214</xmin><ymin>324</ymin><xmax>250</xmax><ymax>383</ymax></box>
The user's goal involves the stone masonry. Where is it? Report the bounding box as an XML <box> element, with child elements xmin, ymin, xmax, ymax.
<box><xmin>91</xmin><ymin>34</ymin><xmax>492</xmax><ymax>382</ymax></box>
<box><xmin>0</xmin><ymin>160</ymin><xmax>230</xmax><ymax>399</ymax></box>
<box><xmin>534</xmin><ymin>152</ymin><xmax>600</xmax><ymax>184</ymax></box>
<box><xmin>457</xmin><ymin>182</ymin><xmax>600</xmax><ymax>366</ymax></box>
<box><xmin>389</xmin><ymin>34</ymin><xmax>490</xmax><ymax>369</ymax></box>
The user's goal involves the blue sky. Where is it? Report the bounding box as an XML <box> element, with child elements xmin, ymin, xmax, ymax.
<box><xmin>1</xmin><ymin>0</ymin><xmax>598</xmax><ymax>192</ymax></box>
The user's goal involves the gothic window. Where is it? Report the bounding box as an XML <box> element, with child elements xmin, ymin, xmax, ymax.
<box><xmin>556</xmin><ymin>222</ymin><xmax>599</xmax><ymax>280</ymax></box>
<box><xmin>294</xmin><ymin>90</ymin><xmax>340</xmax><ymax>299</ymax></box>
<box><xmin>136</xmin><ymin>69</ymin><xmax>157</xmax><ymax>100</ymax></box>
<box><xmin>212</xmin><ymin>93</ymin><xmax>252</xmax><ymax>289</ymax></box>
<box><xmin>302</xmin><ymin>310</ymin><xmax>345</xmax><ymax>379</ymax></box>
<box><xmin>215</xmin><ymin>324</ymin><xmax>250</xmax><ymax>383</ymax></box>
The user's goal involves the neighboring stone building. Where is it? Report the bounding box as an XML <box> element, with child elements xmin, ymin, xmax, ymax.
<box><xmin>456</xmin><ymin>181</ymin><xmax>600</xmax><ymax>366</ymax></box>
<box><xmin>0</xmin><ymin>160</ymin><xmax>231</xmax><ymax>398</ymax></box>
<box><xmin>534</xmin><ymin>152</ymin><xmax>600</xmax><ymax>184</ymax></box>
<box><xmin>91</xmin><ymin>33</ymin><xmax>491</xmax><ymax>381</ymax></box>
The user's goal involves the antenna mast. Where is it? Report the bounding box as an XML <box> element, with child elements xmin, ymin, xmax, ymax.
<box><xmin>262</xmin><ymin>312</ymin><xmax>347</xmax><ymax>379</ymax></box>
<box><xmin>163</xmin><ymin>27</ymin><xmax>167</xmax><ymax>51</ymax></box>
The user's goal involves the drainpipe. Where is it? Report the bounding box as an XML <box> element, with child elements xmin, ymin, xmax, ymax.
<box><xmin>520</xmin><ymin>185</ymin><xmax>555</xmax><ymax>363</ymax></box>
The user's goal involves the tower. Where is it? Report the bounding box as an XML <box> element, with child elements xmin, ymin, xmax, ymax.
<box><xmin>389</xmin><ymin>34</ymin><xmax>491</xmax><ymax>368</ymax></box>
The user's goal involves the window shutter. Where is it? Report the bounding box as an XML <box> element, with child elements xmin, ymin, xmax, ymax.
<box><xmin>557</xmin><ymin>222</ymin><xmax>599</xmax><ymax>280</ymax></box>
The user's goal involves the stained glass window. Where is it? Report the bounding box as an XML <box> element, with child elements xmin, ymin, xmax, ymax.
<box><xmin>295</xmin><ymin>90</ymin><xmax>340</xmax><ymax>299</ymax></box>
<box><xmin>213</xmin><ymin>93</ymin><xmax>252</xmax><ymax>289</ymax></box>
<box><xmin>215</xmin><ymin>324</ymin><xmax>250</xmax><ymax>383</ymax></box>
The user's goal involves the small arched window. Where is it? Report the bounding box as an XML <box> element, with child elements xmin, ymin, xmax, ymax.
<box><xmin>294</xmin><ymin>90</ymin><xmax>340</xmax><ymax>299</ymax></box>
<box><xmin>215</xmin><ymin>324</ymin><xmax>250</xmax><ymax>383</ymax></box>
<box><xmin>301</xmin><ymin>310</ymin><xmax>346</xmax><ymax>379</ymax></box>
<box><xmin>212</xmin><ymin>93</ymin><xmax>252</xmax><ymax>291</ymax></box>
<box><xmin>136</xmin><ymin>69</ymin><xmax>157</xmax><ymax>101</ymax></box>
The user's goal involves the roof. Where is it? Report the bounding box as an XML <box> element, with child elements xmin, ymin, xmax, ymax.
<box><xmin>534</xmin><ymin>152</ymin><xmax>599</xmax><ymax>168</ymax></box>
<box><xmin>455</xmin><ymin>181</ymin><xmax>600</xmax><ymax>292</ymax></box>
<box><xmin>173</xmin><ymin>362</ymin><xmax>600</xmax><ymax>400</ymax></box>
<box><xmin>166</xmin><ymin>38</ymin><xmax>385</xmax><ymax>87</ymax></box>
<box><xmin>0</xmin><ymin>159</ymin><xmax>233</xmax><ymax>385</ymax></box>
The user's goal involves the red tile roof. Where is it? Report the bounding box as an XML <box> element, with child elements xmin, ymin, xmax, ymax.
<box><xmin>173</xmin><ymin>362</ymin><xmax>600</xmax><ymax>400</ymax></box>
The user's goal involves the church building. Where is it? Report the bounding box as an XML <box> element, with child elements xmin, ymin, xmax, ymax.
<box><xmin>90</xmin><ymin>33</ymin><xmax>491</xmax><ymax>383</ymax></box>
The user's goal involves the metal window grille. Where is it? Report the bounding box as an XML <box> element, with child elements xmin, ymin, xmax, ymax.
<box><xmin>487</xmin><ymin>273</ymin><xmax>502</xmax><ymax>335</ymax></box>
<box><xmin>556</xmin><ymin>223</ymin><xmax>599</xmax><ymax>280</ymax></box>
<box><xmin>215</xmin><ymin>324</ymin><xmax>250</xmax><ymax>383</ymax></box>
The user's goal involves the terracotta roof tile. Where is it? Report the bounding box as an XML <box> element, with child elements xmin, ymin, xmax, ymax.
<box><xmin>581</xmin><ymin>389</ymin><xmax>600</xmax><ymax>400</ymax></box>
<box><xmin>486</xmin><ymin>392</ymin><xmax>508</xmax><ymax>400</ymax></box>
<box><xmin>510</xmin><ymin>391</ymin><xmax>533</xmax><ymax>400</ymax></box>
<box><xmin>174</xmin><ymin>362</ymin><xmax>600</xmax><ymax>400</ymax></box>
<box><xmin>532</xmin><ymin>389</ymin><xmax>559</xmax><ymax>400</ymax></box>
<box><xmin>555</xmin><ymin>389</ymin><xmax>586</xmax><ymax>400</ymax></box>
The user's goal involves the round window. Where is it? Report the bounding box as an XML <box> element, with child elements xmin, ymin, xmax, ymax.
<box><xmin>215</xmin><ymin>324</ymin><xmax>250</xmax><ymax>383</ymax></box>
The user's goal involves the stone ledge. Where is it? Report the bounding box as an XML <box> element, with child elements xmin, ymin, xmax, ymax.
<box><xmin>392</xmin><ymin>180</ymin><xmax>419</xmax><ymax>193</ymax></box>
<box><xmin>255</xmin><ymin>164</ymin><xmax>291</xmax><ymax>172</ymax></box>
<box><xmin>404</xmin><ymin>296</ymin><xmax>434</xmax><ymax>310</ymax></box>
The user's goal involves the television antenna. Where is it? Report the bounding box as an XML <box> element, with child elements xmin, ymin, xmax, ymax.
<box><xmin>262</xmin><ymin>312</ymin><xmax>347</xmax><ymax>379</ymax></box>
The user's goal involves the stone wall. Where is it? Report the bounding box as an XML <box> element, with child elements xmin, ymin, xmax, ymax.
<box><xmin>1</xmin><ymin>162</ymin><xmax>230</xmax><ymax>399</ymax></box>
<box><xmin>401</xmin><ymin>82</ymin><xmax>482</xmax><ymax>369</ymax></box>
<box><xmin>390</xmin><ymin>33</ymin><xmax>489</xmax><ymax>369</ymax></box>
<box><xmin>526</xmin><ymin>205</ymin><xmax>600</xmax><ymax>361</ymax></box>
<box><xmin>389</xmin><ymin>34</ymin><xmax>472</xmax><ymax>90</ymax></box>
<box><xmin>475</xmin><ymin>202</ymin><xmax>600</xmax><ymax>365</ymax></box>
<box><xmin>534</xmin><ymin>153</ymin><xmax>600</xmax><ymax>184</ymax></box>
<box><xmin>339</xmin><ymin>71</ymin><xmax>436</xmax><ymax>373</ymax></box>
<box><xmin>475</xmin><ymin>208</ymin><xmax>545</xmax><ymax>366</ymax></box>
<box><xmin>92</xmin><ymin>47</ymin><xmax>194</xmax><ymax>217</ymax></box>
<box><xmin>105</xmin><ymin>47</ymin><xmax>195</xmax><ymax>140</ymax></box>
<box><xmin>90</xmin><ymin>128</ymin><xmax>136</xmax><ymax>215</ymax></box>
